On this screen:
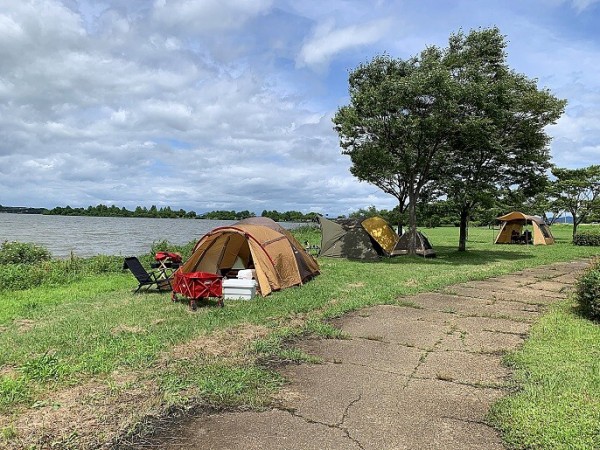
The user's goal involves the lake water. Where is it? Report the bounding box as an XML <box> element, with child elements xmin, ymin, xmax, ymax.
<box><xmin>0</xmin><ymin>214</ymin><xmax>303</xmax><ymax>258</ymax></box>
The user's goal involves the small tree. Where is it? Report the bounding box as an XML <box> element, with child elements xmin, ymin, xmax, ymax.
<box><xmin>552</xmin><ymin>165</ymin><xmax>600</xmax><ymax>239</ymax></box>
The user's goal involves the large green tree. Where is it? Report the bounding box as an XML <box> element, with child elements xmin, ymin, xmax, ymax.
<box><xmin>333</xmin><ymin>49</ymin><xmax>454</xmax><ymax>254</ymax></box>
<box><xmin>552</xmin><ymin>165</ymin><xmax>600</xmax><ymax>239</ymax></box>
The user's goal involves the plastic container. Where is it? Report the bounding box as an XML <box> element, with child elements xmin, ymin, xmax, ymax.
<box><xmin>237</xmin><ymin>269</ymin><xmax>256</xmax><ymax>280</ymax></box>
<box><xmin>222</xmin><ymin>278</ymin><xmax>257</xmax><ymax>300</ymax></box>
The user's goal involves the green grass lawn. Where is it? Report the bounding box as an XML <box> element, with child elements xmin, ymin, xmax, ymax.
<box><xmin>0</xmin><ymin>224</ymin><xmax>598</xmax><ymax>448</ymax></box>
<box><xmin>489</xmin><ymin>299</ymin><xmax>600</xmax><ymax>450</ymax></box>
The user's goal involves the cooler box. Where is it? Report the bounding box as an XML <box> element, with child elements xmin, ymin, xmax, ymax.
<box><xmin>222</xmin><ymin>278</ymin><xmax>257</xmax><ymax>300</ymax></box>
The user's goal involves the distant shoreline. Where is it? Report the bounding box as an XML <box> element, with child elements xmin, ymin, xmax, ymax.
<box><xmin>0</xmin><ymin>206</ymin><xmax>46</xmax><ymax>214</ymax></box>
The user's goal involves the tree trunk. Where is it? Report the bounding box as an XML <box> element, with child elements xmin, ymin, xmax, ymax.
<box><xmin>407</xmin><ymin>189</ymin><xmax>417</xmax><ymax>255</ymax></box>
<box><xmin>397</xmin><ymin>199</ymin><xmax>404</xmax><ymax>236</ymax></box>
<box><xmin>458</xmin><ymin>207</ymin><xmax>469</xmax><ymax>252</ymax></box>
<box><xmin>572</xmin><ymin>215</ymin><xmax>579</xmax><ymax>242</ymax></box>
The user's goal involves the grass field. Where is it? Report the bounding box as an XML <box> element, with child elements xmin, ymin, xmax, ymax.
<box><xmin>0</xmin><ymin>224</ymin><xmax>598</xmax><ymax>448</ymax></box>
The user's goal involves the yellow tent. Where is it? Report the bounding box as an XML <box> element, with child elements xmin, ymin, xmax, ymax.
<box><xmin>495</xmin><ymin>211</ymin><xmax>555</xmax><ymax>245</ymax></box>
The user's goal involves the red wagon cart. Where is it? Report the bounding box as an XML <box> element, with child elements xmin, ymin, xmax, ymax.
<box><xmin>171</xmin><ymin>271</ymin><xmax>223</xmax><ymax>310</ymax></box>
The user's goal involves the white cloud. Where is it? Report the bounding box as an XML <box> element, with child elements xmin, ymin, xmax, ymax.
<box><xmin>152</xmin><ymin>0</ymin><xmax>273</xmax><ymax>33</ymax></box>
<box><xmin>571</xmin><ymin>0</ymin><xmax>600</xmax><ymax>12</ymax></box>
<box><xmin>297</xmin><ymin>19</ymin><xmax>391</xmax><ymax>70</ymax></box>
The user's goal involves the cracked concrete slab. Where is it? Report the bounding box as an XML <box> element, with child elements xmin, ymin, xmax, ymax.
<box><xmin>296</xmin><ymin>337</ymin><xmax>423</xmax><ymax>377</ymax></box>
<box><xmin>442</xmin><ymin>285</ymin><xmax>562</xmax><ymax>304</ymax></box>
<box><xmin>279</xmin><ymin>361</ymin><xmax>408</xmax><ymax>426</ymax></box>
<box><xmin>137</xmin><ymin>259</ymin><xmax>589</xmax><ymax>450</ymax></box>
<box><xmin>439</xmin><ymin>316</ymin><xmax>529</xmax><ymax>353</ymax></box>
<box><xmin>409</xmin><ymin>292</ymin><xmax>542</xmax><ymax>321</ymax></box>
<box><xmin>529</xmin><ymin>280</ymin><xmax>574</xmax><ymax>293</ymax></box>
<box><xmin>335</xmin><ymin>305</ymin><xmax>454</xmax><ymax>349</ymax></box>
<box><xmin>143</xmin><ymin>408</ymin><xmax>363</xmax><ymax>450</ymax></box>
<box><xmin>344</xmin><ymin>379</ymin><xmax>505</xmax><ymax>450</ymax></box>
<box><xmin>414</xmin><ymin>350</ymin><xmax>511</xmax><ymax>386</ymax></box>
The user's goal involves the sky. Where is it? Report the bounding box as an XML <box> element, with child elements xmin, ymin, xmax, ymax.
<box><xmin>1</xmin><ymin>0</ymin><xmax>600</xmax><ymax>217</ymax></box>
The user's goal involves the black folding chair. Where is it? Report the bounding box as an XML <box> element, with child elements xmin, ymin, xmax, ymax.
<box><xmin>122</xmin><ymin>256</ymin><xmax>172</xmax><ymax>293</ymax></box>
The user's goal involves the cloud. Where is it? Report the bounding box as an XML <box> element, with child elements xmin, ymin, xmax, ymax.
<box><xmin>570</xmin><ymin>0</ymin><xmax>600</xmax><ymax>12</ymax></box>
<box><xmin>1</xmin><ymin>0</ymin><xmax>599</xmax><ymax>217</ymax></box>
<box><xmin>151</xmin><ymin>0</ymin><xmax>273</xmax><ymax>33</ymax></box>
<box><xmin>297</xmin><ymin>19</ymin><xmax>392</xmax><ymax>70</ymax></box>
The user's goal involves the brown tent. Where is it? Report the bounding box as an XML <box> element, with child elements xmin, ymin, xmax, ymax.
<box><xmin>179</xmin><ymin>218</ymin><xmax>319</xmax><ymax>296</ymax></box>
<box><xmin>495</xmin><ymin>211</ymin><xmax>555</xmax><ymax>245</ymax></box>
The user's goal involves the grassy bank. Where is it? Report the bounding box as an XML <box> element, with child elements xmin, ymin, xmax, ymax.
<box><xmin>0</xmin><ymin>225</ymin><xmax>598</xmax><ymax>448</ymax></box>
<box><xmin>489</xmin><ymin>300</ymin><xmax>600</xmax><ymax>450</ymax></box>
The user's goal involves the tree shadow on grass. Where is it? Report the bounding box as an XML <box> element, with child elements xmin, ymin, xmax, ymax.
<box><xmin>379</xmin><ymin>245</ymin><xmax>537</xmax><ymax>266</ymax></box>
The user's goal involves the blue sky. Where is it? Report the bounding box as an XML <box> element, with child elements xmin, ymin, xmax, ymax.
<box><xmin>1</xmin><ymin>0</ymin><xmax>599</xmax><ymax>216</ymax></box>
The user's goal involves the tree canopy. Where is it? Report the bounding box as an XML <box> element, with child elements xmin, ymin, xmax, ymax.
<box><xmin>552</xmin><ymin>165</ymin><xmax>600</xmax><ymax>239</ymax></box>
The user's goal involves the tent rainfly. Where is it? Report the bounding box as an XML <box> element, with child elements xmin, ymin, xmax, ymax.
<box><xmin>494</xmin><ymin>211</ymin><xmax>555</xmax><ymax>245</ymax></box>
<box><xmin>178</xmin><ymin>218</ymin><xmax>319</xmax><ymax>296</ymax></box>
<box><xmin>318</xmin><ymin>215</ymin><xmax>399</xmax><ymax>260</ymax></box>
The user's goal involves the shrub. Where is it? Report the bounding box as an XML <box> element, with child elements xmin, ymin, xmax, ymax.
<box><xmin>573</xmin><ymin>231</ymin><xmax>600</xmax><ymax>246</ymax></box>
<box><xmin>576</xmin><ymin>259</ymin><xmax>600</xmax><ymax>320</ymax></box>
<box><xmin>0</xmin><ymin>241</ymin><xmax>51</xmax><ymax>265</ymax></box>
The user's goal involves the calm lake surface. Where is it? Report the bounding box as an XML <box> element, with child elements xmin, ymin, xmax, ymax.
<box><xmin>0</xmin><ymin>214</ymin><xmax>303</xmax><ymax>258</ymax></box>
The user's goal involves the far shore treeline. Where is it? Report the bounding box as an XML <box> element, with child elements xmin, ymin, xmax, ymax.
<box><xmin>0</xmin><ymin>203</ymin><xmax>321</xmax><ymax>222</ymax></box>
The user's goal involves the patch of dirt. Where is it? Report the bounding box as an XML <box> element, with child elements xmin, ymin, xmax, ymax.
<box><xmin>0</xmin><ymin>365</ymin><xmax>18</xmax><ymax>378</ymax></box>
<box><xmin>272</xmin><ymin>386</ymin><xmax>303</xmax><ymax>405</ymax></box>
<box><xmin>14</xmin><ymin>319</ymin><xmax>35</xmax><ymax>332</ymax></box>
<box><xmin>111</xmin><ymin>325</ymin><xmax>145</xmax><ymax>335</ymax></box>
<box><xmin>0</xmin><ymin>373</ymin><xmax>161</xmax><ymax>450</ymax></box>
<box><xmin>346</xmin><ymin>282</ymin><xmax>365</xmax><ymax>289</ymax></box>
<box><xmin>0</xmin><ymin>324</ymin><xmax>274</xmax><ymax>449</ymax></box>
<box><xmin>166</xmin><ymin>323</ymin><xmax>270</xmax><ymax>360</ymax></box>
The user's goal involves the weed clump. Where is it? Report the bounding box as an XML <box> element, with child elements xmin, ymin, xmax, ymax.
<box><xmin>0</xmin><ymin>241</ymin><xmax>51</xmax><ymax>265</ymax></box>
<box><xmin>575</xmin><ymin>259</ymin><xmax>600</xmax><ymax>320</ymax></box>
<box><xmin>573</xmin><ymin>230</ymin><xmax>600</xmax><ymax>246</ymax></box>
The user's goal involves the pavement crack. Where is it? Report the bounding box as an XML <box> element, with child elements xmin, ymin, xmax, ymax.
<box><xmin>441</xmin><ymin>415</ymin><xmax>498</xmax><ymax>430</ymax></box>
<box><xmin>404</xmin><ymin>337</ymin><xmax>444</xmax><ymax>388</ymax></box>
<box><xmin>274</xmin><ymin>394</ymin><xmax>366</xmax><ymax>450</ymax></box>
<box><xmin>326</xmin><ymin>360</ymin><xmax>407</xmax><ymax>378</ymax></box>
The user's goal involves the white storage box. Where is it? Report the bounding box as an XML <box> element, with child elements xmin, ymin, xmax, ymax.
<box><xmin>222</xmin><ymin>278</ymin><xmax>257</xmax><ymax>300</ymax></box>
<box><xmin>237</xmin><ymin>269</ymin><xmax>256</xmax><ymax>280</ymax></box>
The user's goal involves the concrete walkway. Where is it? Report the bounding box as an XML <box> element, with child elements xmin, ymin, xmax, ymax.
<box><xmin>143</xmin><ymin>260</ymin><xmax>588</xmax><ymax>450</ymax></box>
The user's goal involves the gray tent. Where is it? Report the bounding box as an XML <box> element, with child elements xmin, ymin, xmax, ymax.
<box><xmin>392</xmin><ymin>231</ymin><xmax>436</xmax><ymax>257</ymax></box>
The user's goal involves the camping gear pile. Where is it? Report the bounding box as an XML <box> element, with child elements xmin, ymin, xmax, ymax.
<box><xmin>171</xmin><ymin>217</ymin><xmax>320</xmax><ymax>305</ymax></box>
<box><xmin>317</xmin><ymin>215</ymin><xmax>435</xmax><ymax>259</ymax></box>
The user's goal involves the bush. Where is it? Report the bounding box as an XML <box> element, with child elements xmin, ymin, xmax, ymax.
<box><xmin>0</xmin><ymin>241</ymin><xmax>51</xmax><ymax>265</ymax></box>
<box><xmin>576</xmin><ymin>259</ymin><xmax>600</xmax><ymax>320</ymax></box>
<box><xmin>573</xmin><ymin>231</ymin><xmax>600</xmax><ymax>246</ymax></box>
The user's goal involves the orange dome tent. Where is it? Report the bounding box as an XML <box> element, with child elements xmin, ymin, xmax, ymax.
<box><xmin>178</xmin><ymin>218</ymin><xmax>319</xmax><ymax>296</ymax></box>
